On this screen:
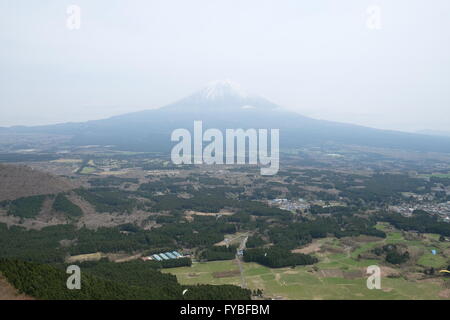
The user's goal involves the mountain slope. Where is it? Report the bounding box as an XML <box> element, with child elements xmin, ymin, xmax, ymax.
<box><xmin>0</xmin><ymin>164</ymin><xmax>76</xmax><ymax>201</ymax></box>
<box><xmin>3</xmin><ymin>81</ymin><xmax>450</xmax><ymax>153</ymax></box>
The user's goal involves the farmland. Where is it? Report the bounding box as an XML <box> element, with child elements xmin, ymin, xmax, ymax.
<box><xmin>164</xmin><ymin>225</ymin><xmax>450</xmax><ymax>300</ymax></box>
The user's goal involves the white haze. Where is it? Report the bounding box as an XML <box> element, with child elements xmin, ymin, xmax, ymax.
<box><xmin>0</xmin><ymin>0</ymin><xmax>449</xmax><ymax>133</ymax></box>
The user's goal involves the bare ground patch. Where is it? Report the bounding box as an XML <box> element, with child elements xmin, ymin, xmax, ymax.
<box><xmin>343</xmin><ymin>270</ymin><xmax>364</xmax><ymax>279</ymax></box>
<box><xmin>438</xmin><ymin>289</ymin><xmax>450</xmax><ymax>299</ymax></box>
<box><xmin>213</xmin><ymin>270</ymin><xmax>241</xmax><ymax>278</ymax></box>
<box><xmin>283</xmin><ymin>270</ymin><xmax>299</xmax><ymax>275</ymax></box>
<box><xmin>66</xmin><ymin>252</ymin><xmax>105</xmax><ymax>263</ymax></box>
<box><xmin>187</xmin><ymin>273</ymin><xmax>200</xmax><ymax>278</ymax></box>
<box><xmin>320</xmin><ymin>269</ymin><xmax>344</xmax><ymax>278</ymax></box>
<box><xmin>292</xmin><ymin>240</ymin><xmax>322</xmax><ymax>254</ymax></box>
<box><xmin>320</xmin><ymin>245</ymin><xmax>346</xmax><ymax>254</ymax></box>
<box><xmin>185</xmin><ymin>210</ymin><xmax>235</xmax><ymax>218</ymax></box>
<box><xmin>107</xmin><ymin>252</ymin><xmax>142</xmax><ymax>263</ymax></box>
<box><xmin>380</xmin><ymin>266</ymin><xmax>400</xmax><ymax>278</ymax></box>
<box><xmin>352</xmin><ymin>235</ymin><xmax>384</xmax><ymax>243</ymax></box>
<box><xmin>0</xmin><ymin>275</ymin><xmax>34</xmax><ymax>300</ymax></box>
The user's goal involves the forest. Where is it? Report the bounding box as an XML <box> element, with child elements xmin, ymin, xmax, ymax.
<box><xmin>243</xmin><ymin>246</ymin><xmax>318</xmax><ymax>268</ymax></box>
<box><xmin>1</xmin><ymin>195</ymin><xmax>46</xmax><ymax>219</ymax></box>
<box><xmin>52</xmin><ymin>193</ymin><xmax>83</xmax><ymax>218</ymax></box>
<box><xmin>200</xmin><ymin>245</ymin><xmax>237</xmax><ymax>261</ymax></box>
<box><xmin>0</xmin><ymin>259</ymin><xmax>251</xmax><ymax>300</ymax></box>
<box><xmin>380</xmin><ymin>210</ymin><xmax>450</xmax><ymax>236</ymax></box>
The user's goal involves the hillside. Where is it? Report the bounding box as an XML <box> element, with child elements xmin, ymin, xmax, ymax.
<box><xmin>0</xmin><ymin>274</ymin><xmax>33</xmax><ymax>300</ymax></box>
<box><xmin>0</xmin><ymin>164</ymin><xmax>76</xmax><ymax>201</ymax></box>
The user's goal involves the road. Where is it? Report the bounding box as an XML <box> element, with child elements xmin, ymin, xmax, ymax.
<box><xmin>236</xmin><ymin>236</ymin><xmax>248</xmax><ymax>288</ymax></box>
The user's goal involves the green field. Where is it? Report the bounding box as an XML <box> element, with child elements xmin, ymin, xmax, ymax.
<box><xmin>417</xmin><ymin>251</ymin><xmax>448</xmax><ymax>269</ymax></box>
<box><xmin>164</xmin><ymin>260</ymin><xmax>448</xmax><ymax>299</ymax></box>
<box><xmin>80</xmin><ymin>166</ymin><xmax>96</xmax><ymax>174</ymax></box>
<box><xmin>418</xmin><ymin>172</ymin><xmax>450</xmax><ymax>179</ymax></box>
<box><xmin>163</xmin><ymin>226</ymin><xmax>450</xmax><ymax>300</ymax></box>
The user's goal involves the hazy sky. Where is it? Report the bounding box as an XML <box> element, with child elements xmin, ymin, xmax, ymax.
<box><xmin>1</xmin><ymin>0</ymin><xmax>449</xmax><ymax>132</ymax></box>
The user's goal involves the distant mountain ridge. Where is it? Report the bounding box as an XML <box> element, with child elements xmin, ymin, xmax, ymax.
<box><xmin>3</xmin><ymin>81</ymin><xmax>450</xmax><ymax>153</ymax></box>
<box><xmin>416</xmin><ymin>130</ymin><xmax>450</xmax><ymax>138</ymax></box>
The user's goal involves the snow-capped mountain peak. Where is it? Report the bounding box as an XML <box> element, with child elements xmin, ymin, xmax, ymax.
<box><xmin>199</xmin><ymin>80</ymin><xmax>249</xmax><ymax>100</ymax></box>
<box><xmin>162</xmin><ymin>80</ymin><xmax>280</xmax><ymax>112</ymax></box>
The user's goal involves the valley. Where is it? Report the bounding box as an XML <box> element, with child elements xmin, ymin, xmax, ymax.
<box><xmin>1</xmin><ymin>145</ymin><xmax>450</xmax><ymax>300</ymax></box>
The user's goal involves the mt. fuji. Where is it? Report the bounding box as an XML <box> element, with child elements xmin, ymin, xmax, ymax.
<box><xmin>3</xmin><ymin>81</ymin><xmax>450</xmax><ymax>153</ymax></box>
